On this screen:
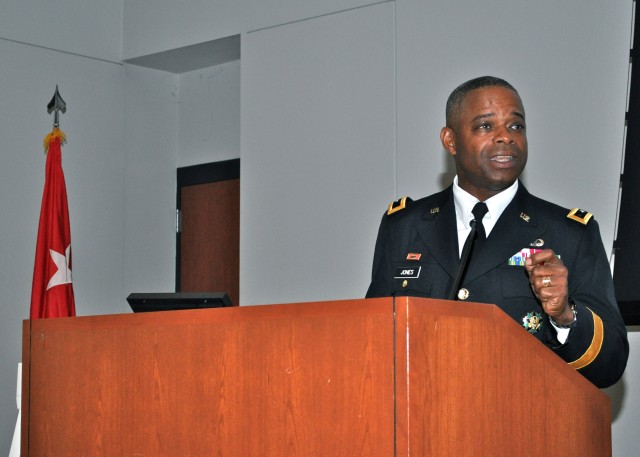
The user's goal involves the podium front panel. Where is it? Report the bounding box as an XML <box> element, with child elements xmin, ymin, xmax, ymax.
<box><xmin>23</xmin><ymin>299</ymin><xmax>396</xmax><ymax>457</ymax></box>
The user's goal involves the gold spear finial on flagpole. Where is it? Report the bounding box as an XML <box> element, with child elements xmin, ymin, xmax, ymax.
<box><xmin>44</xmin><ymin>85</ymin><xmax>67</xmax><ymax>153</ymax></box>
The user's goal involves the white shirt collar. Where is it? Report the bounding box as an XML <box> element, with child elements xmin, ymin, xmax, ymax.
<box><xmin>452</xmin><ymin>177</ymin><xmax>519</xmax><ymax>235</ymax></box>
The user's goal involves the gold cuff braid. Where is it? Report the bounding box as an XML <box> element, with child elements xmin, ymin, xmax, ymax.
<box><xmin>568</xmin><ymin>308</ymin><xmax>603</xmax><ymax>370</ymax></box>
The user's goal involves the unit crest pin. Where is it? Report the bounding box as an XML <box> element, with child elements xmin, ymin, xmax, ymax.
<box><xmin>522</xmin><ymin>312</ymin><xmax>542</xmax><ymax>333</ymax></box>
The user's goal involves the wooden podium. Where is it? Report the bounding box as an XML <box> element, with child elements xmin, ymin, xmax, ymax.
<box><xmin>22</xmin><ymin>297</ymin><xmax>611</xmax><ymax>456</ymax></box>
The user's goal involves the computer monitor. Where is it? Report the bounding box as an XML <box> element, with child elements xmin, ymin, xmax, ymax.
<box><xmin>126</xmin><ymin>292</ymin><xmax>232</xmax><ymax>313</ymax></box>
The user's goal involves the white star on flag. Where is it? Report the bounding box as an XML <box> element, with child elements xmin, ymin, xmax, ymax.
<box><xmin>46</xmin><ymin>244</ymin><xmax>73</xmax><ymax>290</ymax></box>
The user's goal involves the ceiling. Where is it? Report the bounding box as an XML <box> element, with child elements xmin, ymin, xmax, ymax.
<box><xmin>124</xmin><ymin>35</ymin><xmax>240</xmax><ymax>74</ymax></box>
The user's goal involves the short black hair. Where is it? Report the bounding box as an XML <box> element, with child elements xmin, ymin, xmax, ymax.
<box><xmin>445</xmin><ymin>76</ymin><xmax>519</xmax><ymax>127</ymax></box>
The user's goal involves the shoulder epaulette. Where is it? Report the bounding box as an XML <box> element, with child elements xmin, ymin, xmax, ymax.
<box><xmin>567</xmin><ymin>208</ymin><xmax>593</xmax><ymax>225</ymax></box>
<box><xmin>387</xmin><ymin>196</ymin><xmax>412</xmax><ymax>216</ymax></box>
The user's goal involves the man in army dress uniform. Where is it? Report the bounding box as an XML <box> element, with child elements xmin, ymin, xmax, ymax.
<box><xmin>366</xmin><ymin>76</ymin><xmax>628</xmax><ymax>388</ymax></box>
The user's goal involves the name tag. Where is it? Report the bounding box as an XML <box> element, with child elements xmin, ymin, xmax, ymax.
<box><xmin>394</xmin><ymin>266</ymin><xmax>421</xmax><ymax>279</ymax></box>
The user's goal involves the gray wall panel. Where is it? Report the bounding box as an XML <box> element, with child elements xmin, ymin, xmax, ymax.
<box><xmin>241</xmin><ymin>2</ymin><xmax>396</xmax><ymax>305</ymax></box>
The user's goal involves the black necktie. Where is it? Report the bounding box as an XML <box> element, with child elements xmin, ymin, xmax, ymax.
<box><xmin>470</xmin><ymin>202</ymin><xmax>488</xmax><ymax>252</ymax></box>
<box><xmin>447</xmin><ymin>202</ymin><xmax>489</xmax><ymax>300</ymax></box>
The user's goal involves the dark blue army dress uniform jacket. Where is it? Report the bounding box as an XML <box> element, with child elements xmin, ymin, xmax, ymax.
<box><xmin>366</xmin><ymin>182</ymin><xmax>628</xmax><ymax>388</ymax></box>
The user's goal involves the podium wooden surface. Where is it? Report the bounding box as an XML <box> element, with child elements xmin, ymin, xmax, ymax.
<box><xmin>22</xmin><ymin>297</ymin><xmax>611</xmax><ymax>456</ymax></box>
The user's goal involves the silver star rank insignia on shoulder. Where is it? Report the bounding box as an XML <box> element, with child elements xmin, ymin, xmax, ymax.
<box><xmin>522</xmin><ymin>312</ymin><xmax>542</xmax><ymax>334</ymax></box>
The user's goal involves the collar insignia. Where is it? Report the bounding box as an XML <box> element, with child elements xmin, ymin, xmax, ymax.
<box><xmin>520</xmin><ymin>212</ymin><xmax>530</xmax><ymax>223</ymax></box>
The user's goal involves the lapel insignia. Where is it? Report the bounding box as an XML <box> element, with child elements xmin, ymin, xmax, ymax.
<box><xmin>530</xmin><ymin>239</ymin><xmax>544</xmax><ymax>247</ymax></box>
<box><xmin>520</xmin><ymin>212</ymin><xmax>530</xmax><ymax>223</ymax></box>
<box><xmin>430</xmin><ymin>207</ymin><xmax>440</xmax><ymax>214</ymax></box>
<box><xmin>522</xmin><ymin>312</ymin><xmax>543</xmax><ymax>333</ymax></box>
<box><xmin>567</xmin><ymin>208</ymin><xmax>593</xmax><ymax>225</ymax></box>
<box><xmin>406</xmin><ymin>253</ymin><xmax>422</xmax><ymax>260</ymax></box>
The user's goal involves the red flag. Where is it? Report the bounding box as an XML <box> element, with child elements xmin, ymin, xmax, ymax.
<box><xmin>30</xmin><ymin>128</ymin><xmax>76</xmax><ymax>319</ymax></box>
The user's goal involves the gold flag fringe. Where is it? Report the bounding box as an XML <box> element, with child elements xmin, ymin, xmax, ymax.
<box><xmin>43</xmin><ymin>127</ymin><xmax>67</xmax><ymax>154</ymax></box>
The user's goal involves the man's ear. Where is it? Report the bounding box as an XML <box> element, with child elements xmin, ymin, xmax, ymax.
<box><xmin>440</xmin><ymin>127</ymin><xmax>456</xmax><ymax>156</ymax></box>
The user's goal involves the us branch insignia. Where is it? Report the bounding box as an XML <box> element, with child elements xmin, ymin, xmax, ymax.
<box><xmin>522</xmin><ymin>312</ymin><xmax>542</xmax><ymax>333</ymax></box>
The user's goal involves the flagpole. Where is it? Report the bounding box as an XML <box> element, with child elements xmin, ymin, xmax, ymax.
<box><xmin>30</xmin><ymin>86</ymin><xmax>76</xmax><ymax>319</ymax></box>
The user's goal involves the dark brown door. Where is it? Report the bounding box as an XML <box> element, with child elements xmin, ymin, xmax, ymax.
<box><xmin>177</xmin><ymin>160</ymin><xmax>240</xmax><ymax>306</ymax></box>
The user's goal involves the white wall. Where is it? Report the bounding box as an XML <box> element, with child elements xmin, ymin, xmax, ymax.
<box><xmin>241</xmin><ymin>2</ymin><xmax>396</xmax><ymax>305</ymax></box>
<box><xmin>122</xmin><ymin>64</ymin><xmax>179</xmax><ymax>296</ymax></box>
<box><xmin>122</xmin><ymin>0</ymin><xmax>379</xmax><ymax>59</ymax></box>
<box><xmin>178</xmin><ymin>60</ymin><xmax>241</xmax><ymax>167</ymax></box>
<box><xmin>0</xmin><ymin>0</ymin><xmax>123</xmax><ymax>62</ymax></box>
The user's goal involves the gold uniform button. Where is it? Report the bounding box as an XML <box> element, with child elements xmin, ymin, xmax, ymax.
<box><xmin>402</xmin><ymin>280</ymin><xmax>408</xmax><ymax>288</ymax></box>
<box><xmin>457</xmin><ymin>288</ymin><xmax>469</xmax><ymax>300</ymax></box>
